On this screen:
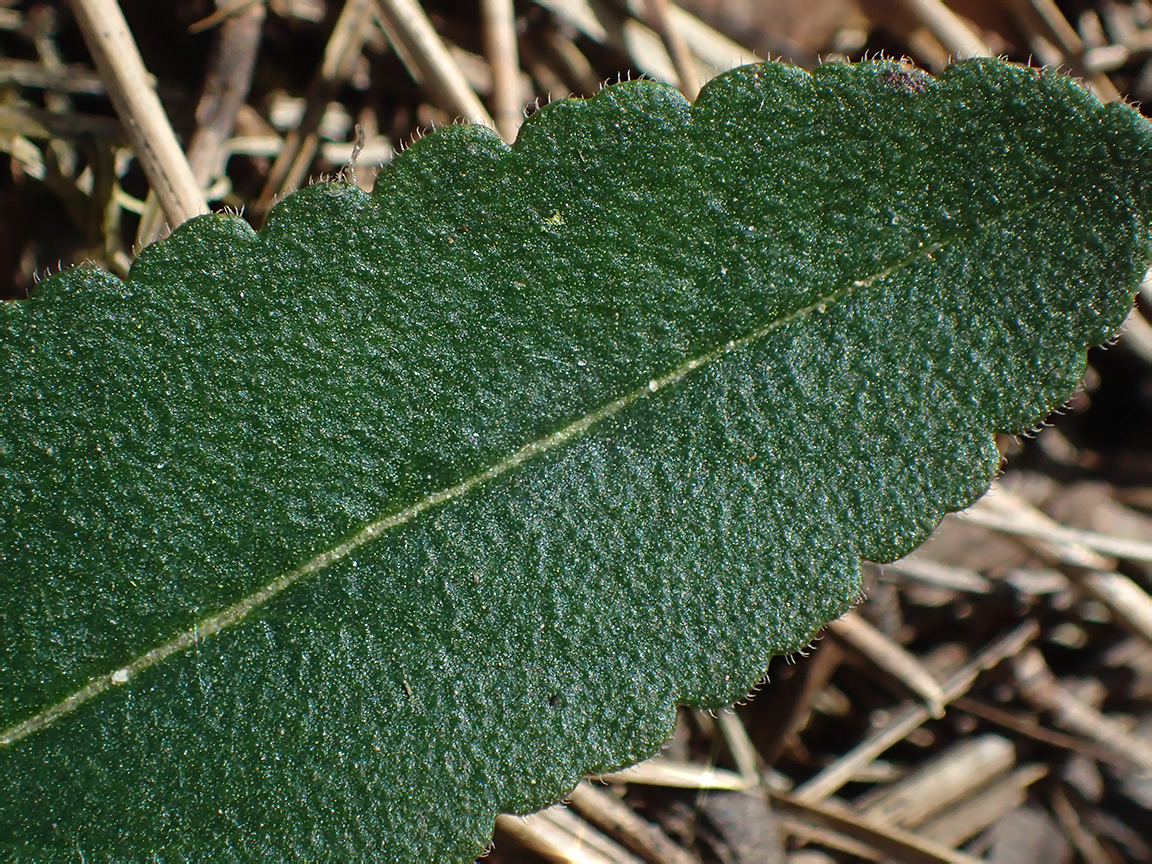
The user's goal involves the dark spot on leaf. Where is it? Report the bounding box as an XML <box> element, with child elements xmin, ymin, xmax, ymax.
<box><xmin>880</xmin><ymin>66</ymin><xmax>929</xmax><ymax>94</ymax></box>
<box><xmin>548</xmin><ymin>694</ymin><xmax>561</xmax><ymax>707</ymax></box>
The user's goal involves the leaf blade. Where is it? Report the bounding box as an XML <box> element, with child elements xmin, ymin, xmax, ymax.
<box><xmin>2</xmin><ymin>58</ymin><xmax>1150</xmax><ymax>860</ymax></box>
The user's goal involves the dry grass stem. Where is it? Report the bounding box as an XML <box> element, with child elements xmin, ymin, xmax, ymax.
<box><xmin>482</xmin><ymin>0</ymin><xmax>524</xmax><ymax>141</ymax></box>
<box><xmin>597</xmin><ymin>756</ymin><xmax>751</xmax><ymax>790</ymax></box>
<box><xmin>794</xmin><ymin>619</ymin><xmax>1040</xmax><ymax>802</ymax></box>
<box><xmin>854</xmin><ymin>734</ymin><xmax>1016</xmax><ymax>827</ymax></box>
<box><xmin>828</xmin><ymin>611</ymin><xmax>947</xmax><ymax>718</ymax></box>
<box><xmin>567</xmin><ymin>782</ymin><xmax>697</xmax><ymax>864</ymax></box>
<box><xmin>1012</xmin><ymin>648</ymin><xmax>1152</xmax><ymax>772</ymax></box>
<box><xmin>496</xmin><ymin>807</ymin><xmax>646</xmax><ymax>864</ymax></box>
<box><xmin>640</xmin><ymin>0</ymin><xmax>699</xmax><ymax>99</ymax></box>
<box><xmin>915</xmin><ymin>764</ymin><xmax>1048</xmax><ymax>846</ymax></box>
<box><xmin>185</xmin><ymin>0</ymin><xmax>266</xmax><ymax>188</ymax></box>
<box><xmin>256</xmin><ymin>0</ymin><xmax>376</xmax><ymax>214</ymax></box>
<box><xmin>896</xmin><ymin>0</ymin><xmax>994</xmax><ymax>59</ymax></box>
<box><xmin>770</xmin><ymin>791</ymin><xmax>986</xmax><ymax>864</ymax></box>
<box><xmin>373</xmin><ymin>0</ymin><xmax>495</xmax><ymax>129</ymax></box>
<box><xmin>68</xmin><ymin>0</ymin><xmax>206</xmax><ymax>230</ymax></box>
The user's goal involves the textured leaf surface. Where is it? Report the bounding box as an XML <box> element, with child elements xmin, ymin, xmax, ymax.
<box><xmin>2</xmin><ymin>59</ymin><xmax>1150</xmax><ymax>860</ymax></box>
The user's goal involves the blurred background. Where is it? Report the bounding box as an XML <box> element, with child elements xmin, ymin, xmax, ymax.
<box><xmin>3</xmin><ymin>1</ymin><xmax>1152</xmax><ymax>861</ymax></box>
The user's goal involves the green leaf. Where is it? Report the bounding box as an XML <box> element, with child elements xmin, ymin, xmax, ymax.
<box><xmin>2</xmin><ymin>58</ymin><xmax>1150</xmax><ymax>860</ymax></box>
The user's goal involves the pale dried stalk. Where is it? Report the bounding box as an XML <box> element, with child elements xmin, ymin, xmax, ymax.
<box><xmin>597</xmin><ymin>755</ymin><xmax>750</xmax><ymax>790</ymax></box>
<box><xmin>534</xmin><ymin>0</ymin><xmax>709</xmax><ymax>88</ymax></box>
<box><xmin>829</xmin><ymin>611</ymin><xmax>946</xmax><ymax>717</ymax></box>
<box><xmin>373</xmin><ymin>0</ymin><xmax>495</xmax><ymax>128</ymax></box>
<box><xmin>896</xmin><ymin>0</ymin><xmax>993</xmax><ymax>58</ymax></box>
<box><xmin>1120</xmin><ymin>307</ymin><xmax>1152</xmax><ymax>364</ymax></box>
<box><xmin>771</xmin><ymin>791</ymin><xmax>986</xmax><ymax>864</ymax></box>
<box><xmin>137</xmin><ymin>0</ymin><xmax>264</xmax><ymax>242</ymax></box>
<box><xmin>714</xmin><ymin>707</ymin><xmax>763</xmax><ymax>786</ymax></box>
<box><xmin>69</xmin><ymin>0</ymin><xmax>206</xmax><ymax>229</ymax></box>
<box><xmin>481</xmin><ymin>0</ymin><xmax>522</xmax><ymax>142</ymax></box>
<box><xmin>496</xmin><ymin>806</ymin><xmax>646</xmax><ymax>864</ymax></box>
<box><xmin>1021</xmin><ymin>0</ymin><xmax>1122</xmax><ymax>100</ymax></box>
<box><xmin>567</xmin><ymin>782</ymin><xmax>696</xmax><ymax>864</ymax></box>
<box><xmin>794</xmin><ymin>620</ymin><xmax>1039</xmax><ymax>802</ymax></box>
<box><xmin>917</xmin><ymin>765</ymin><xmax>1048</xmax><ymax>846</ymax></box>
<box><xmin>256</xmin><ymin>0</ymin><xmax>375</xmax><ymax>214</ymax></box>
<box><xmin>962</xmin><ymin>486</ymin><xmax>1152</xmax><ymax>646</ymax></box>
<box><xmin>617</xmin><ymin>0</ymin><xmax>761</xmax><ymax>71</ymax></box>
<box><xmin>856</xmin><ymin>735</ymin><xmax>1016</xmax><ymax>828</ymax></box>
<box><xmin>640</xmin><ymin>0</ymin><xmax>698</xmax><ymax>100</ymax></box>
<box><xmin>1013</xmin><ymin>648</ymin><xmax>1152</xmax><ymax>773</ymax></box>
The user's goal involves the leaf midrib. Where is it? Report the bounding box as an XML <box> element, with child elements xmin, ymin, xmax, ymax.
<box><xmin>3</xmin><ymin>203</ymin><xmax>1008</xmax><ymax>749</ymax></box>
